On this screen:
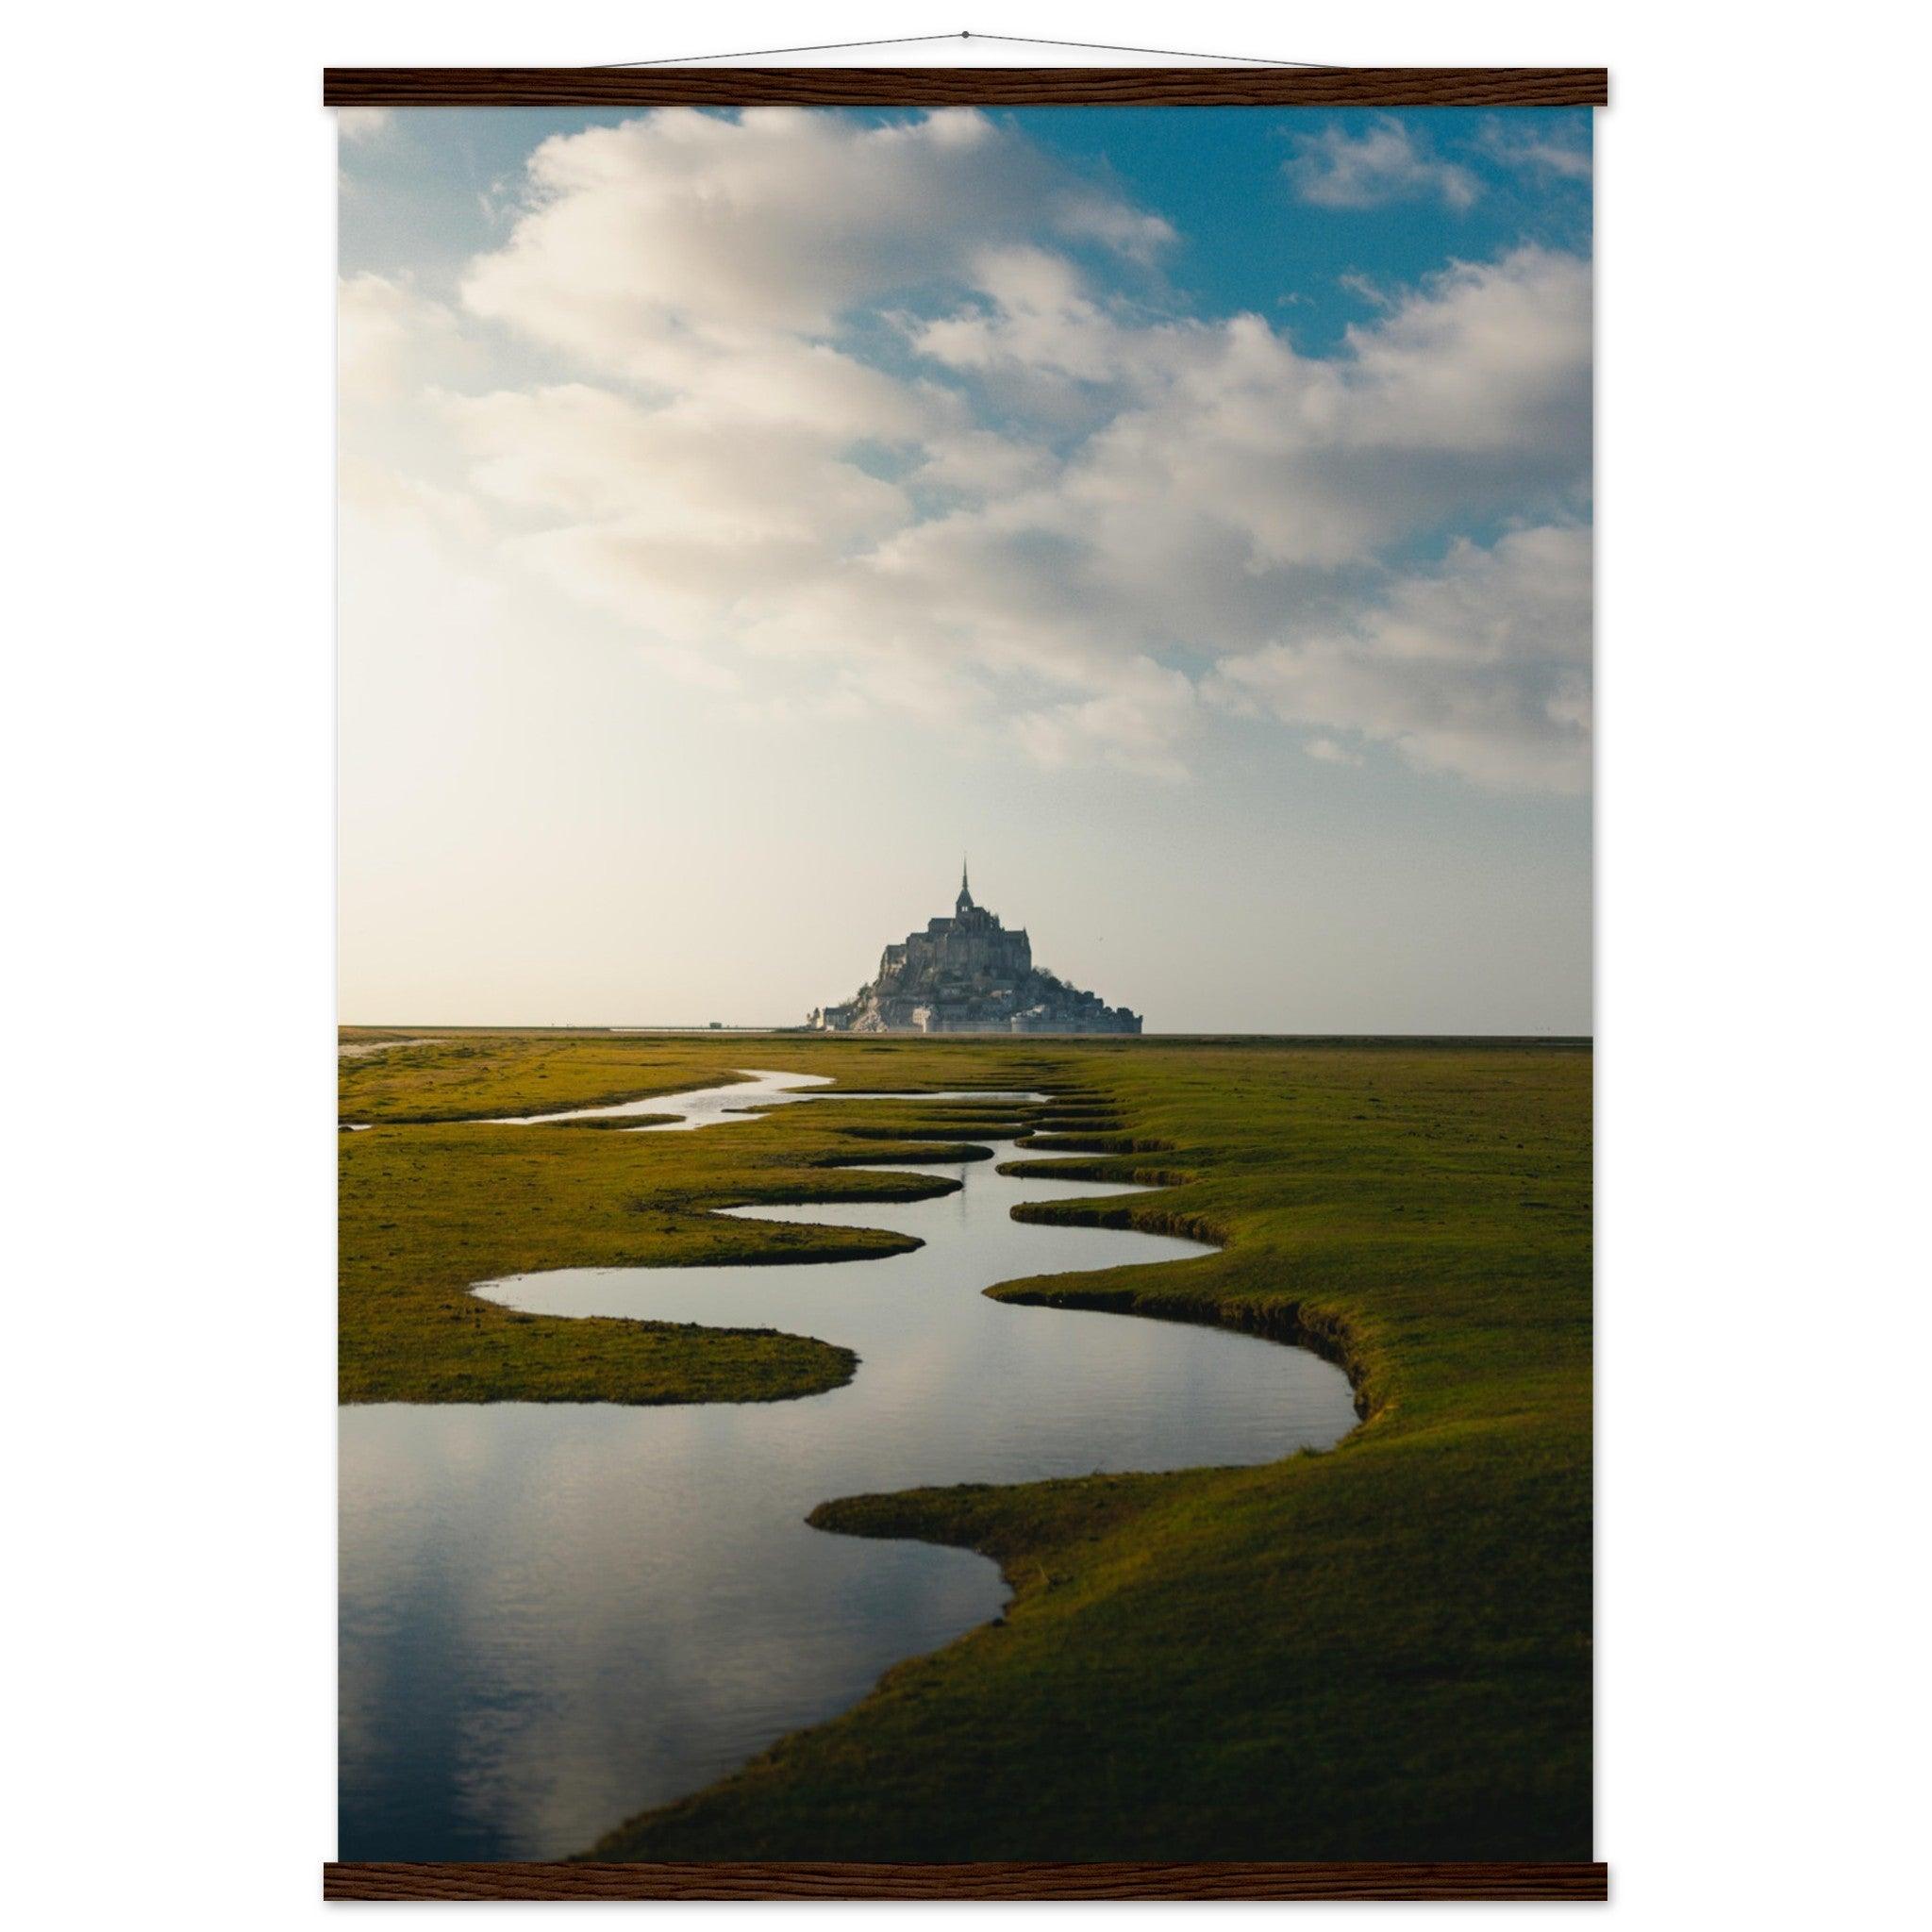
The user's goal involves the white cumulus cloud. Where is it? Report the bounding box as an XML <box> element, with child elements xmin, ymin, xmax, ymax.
<box><xmin>1479</xmin><ymin>117</ymin><xmax>1593</xmax><ymax>182</ymax></box>
<box><xmin>1286</xmin><ymin>116</ymin><xmax>1481</xmax><ymax>211</ymax></box>
<box><xmin>341</xmin><ymin>110</ymin><xmax>1591</xmax><ymax>789</ymax></box>
<box><xmin>460</xmin><ymin>108</ymin><xmax>1169</xmax><ymax>391</ymax></box>
<box><xmin>335</xmin><ymin>108</ymin><xmax>394</xmax><ymax>145</ymax></box>
<box><xmin>1208</xmin><ymin>524</ymin><xmax>1593</xmax><ymax>791</ymax></box>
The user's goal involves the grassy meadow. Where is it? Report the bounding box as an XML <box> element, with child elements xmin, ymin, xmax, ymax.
<box><xmin>340</xmin><ymin>1029</ymin><xmax>1591</xmax><ymax>1860</ymax></box>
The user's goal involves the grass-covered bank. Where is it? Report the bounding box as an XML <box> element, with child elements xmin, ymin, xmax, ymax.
<box><xmin>582</xmin><ymin>1037</ymin><xmax>1592</xmax><ymax>1862</ymax></box>
<box><xmin>339</xmin><ymin>1030</ymin><xmax>758</xmax><ymax>1124</ymax></box>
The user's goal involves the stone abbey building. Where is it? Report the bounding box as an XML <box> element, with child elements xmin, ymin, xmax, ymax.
<box><xmin>808</xmin><ymin>864</ymin><xmax>1142</xmax><ymax>1036</ymax></box>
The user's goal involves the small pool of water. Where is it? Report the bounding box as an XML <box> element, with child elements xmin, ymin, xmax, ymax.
<box><xmin>339</xmin><ymin>1076</ymin><xmax>1357</xmax><ymax>1860</ymax></box>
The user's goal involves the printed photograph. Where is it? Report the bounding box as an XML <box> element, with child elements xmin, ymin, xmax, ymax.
<box><xmin>337</xmin><ymin>101</ymin><xmax>1592</xmax><ymax>1865</ymax></box>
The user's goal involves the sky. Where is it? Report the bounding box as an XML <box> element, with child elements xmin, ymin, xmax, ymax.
<box><xmin>338</xmin><ymin>106</ymin><xmax>1591</xmax><ymax>1033</ymax></box>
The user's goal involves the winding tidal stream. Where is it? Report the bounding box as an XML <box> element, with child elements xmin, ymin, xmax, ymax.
<box><xmin>339</xmin><ymin>1073</ymin><xmax>1358</xmax><ymax>1860</ymax></box>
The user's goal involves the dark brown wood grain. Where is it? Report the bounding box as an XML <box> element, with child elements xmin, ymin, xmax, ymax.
<box><xmin>323</xmin><ymin>1859</ymin><xmax>1609</xmax><ymax>1902</ymax></box>
<box><xmin>323</xmin><ymin>67</ymin><xmax>1608</xmax><ymax>109</ymax></box>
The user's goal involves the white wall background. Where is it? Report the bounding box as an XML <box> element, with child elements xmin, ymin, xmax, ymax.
<box><xmin>6</xmin><ymin>4</ymin><xmax>1925</xmax><ymax>1926</ymax></box>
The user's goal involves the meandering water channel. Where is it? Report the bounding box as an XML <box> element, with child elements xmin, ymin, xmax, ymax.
<box><xmin>339</xmin><ymin>1072</ymin><xmax>1358</xmax><ymax>1860</ymax></box>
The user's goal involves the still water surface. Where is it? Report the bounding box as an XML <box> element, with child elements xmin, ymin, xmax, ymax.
<box><xmin>339</xmin><ymin>1074</ymin><xmax>1357</xmax><ymax>1859</ymax></box>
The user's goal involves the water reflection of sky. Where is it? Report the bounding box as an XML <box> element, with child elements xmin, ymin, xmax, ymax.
<box><xmin>488</xmin><ymin>1068</ymin><xmax>1048</xmax><ymax>1131</ymax></box>
<box><xmin>340</xmin><ymin>1086</ymin><xmax>1357</xmax><ymax>1860</ymax></box>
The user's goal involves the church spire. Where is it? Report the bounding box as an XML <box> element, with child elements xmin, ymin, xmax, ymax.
<box><xmin>957</xmin><ymin>855</ymin><xmax>974</xmax><ymax>915</ymax></box>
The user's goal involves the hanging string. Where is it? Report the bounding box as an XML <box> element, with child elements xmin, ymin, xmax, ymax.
<box><xmin>600</xmin><ymin>31</ymin><xmax>1325</xmax><ymax>71</ymax></box>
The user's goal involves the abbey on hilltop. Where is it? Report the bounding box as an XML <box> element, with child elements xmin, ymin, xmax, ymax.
<box><xmin>808</xmin><ymin>862</ymin><xmax>1142</xmax><ymax>1036</ymax></box>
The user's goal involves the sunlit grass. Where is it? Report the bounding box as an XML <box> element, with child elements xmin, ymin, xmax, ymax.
<box><xmin>340</xmin><ymin>1029</ymin><xmax>1591</xmax><ymax>1859</ymax></box>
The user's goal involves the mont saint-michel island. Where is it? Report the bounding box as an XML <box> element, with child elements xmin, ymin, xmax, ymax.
<box><xmin>808</xmin><ymin>864</ymin><xmax>1141</xmax><ymax>1035</ymax></box>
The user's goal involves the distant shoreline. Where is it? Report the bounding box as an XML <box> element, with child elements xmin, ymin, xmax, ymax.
<box><xmin>341</xmin><ymin>1024</ymin><xmax>1593</xmax><ymax>1048</ymax></box>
